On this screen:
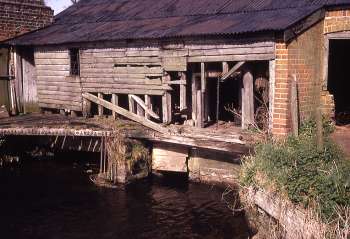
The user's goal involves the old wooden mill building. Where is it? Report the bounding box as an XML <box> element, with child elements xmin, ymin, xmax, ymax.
<box><xmin>1</xmin><ymin>0</ymin><xmax>350</xmax><ymax>183</ymax></box>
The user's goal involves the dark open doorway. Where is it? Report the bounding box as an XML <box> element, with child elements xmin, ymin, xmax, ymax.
<box><xmin>328</xmin><ymin>39</ymin><xmax>350</xmax><ymax>125</ymax></box>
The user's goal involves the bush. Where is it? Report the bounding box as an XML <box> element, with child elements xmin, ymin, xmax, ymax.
<box><xmin>240</xmin><ymin>119</ymin><xmax>350</xmax><ymax>222</ymax></box>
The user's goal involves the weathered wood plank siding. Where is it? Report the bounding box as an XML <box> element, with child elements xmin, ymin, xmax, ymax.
<box><xmin>79</xmin><ymin>39</ymin><xmax>274</xmax><ymax>96</ymax></box>
<box><xmin>80</xmin><ymin>47</ymin><xmax>167</xmax><ymax>96</ymax></box>
<box><xmin>33</xmin><ymin>38</ymin><xmax>274</xmax><ymax>113</ymax></box>
<box><xmin>34</xmin><ymin>48</ymin><xmax>83</xmax><ymax>111</ymax></box>
<box><xmin>185</xmin><ymin>40</ymin><xmax>275</xmax><ymax>62</ymax></box>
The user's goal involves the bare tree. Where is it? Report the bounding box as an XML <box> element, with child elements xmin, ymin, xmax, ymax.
<box><xmin>71</xmin><ymin>0</ymin><xmax>80</xmax><ymax>4</ymax></box>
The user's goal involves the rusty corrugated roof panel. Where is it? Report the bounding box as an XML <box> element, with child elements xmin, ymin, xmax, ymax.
<box><xmin>6</xmin><ymin>0</ymin><xmax>350</xmax><ymax>46</ymax></box>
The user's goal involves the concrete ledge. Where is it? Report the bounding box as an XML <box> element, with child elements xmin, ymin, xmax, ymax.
<box><xmin>245</xmin><ymin>187</ymin><xmax>326</xmax><ymax>239</ymax></box>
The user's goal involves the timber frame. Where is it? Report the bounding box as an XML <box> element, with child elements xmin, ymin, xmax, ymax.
<box><xmin>9</xmin><ymin>36</ymin><xmax>275</xmax><ymax>134</ymax></box>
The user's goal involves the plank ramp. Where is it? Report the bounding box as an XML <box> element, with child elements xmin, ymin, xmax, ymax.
<box><xmin>82</xmin><ymin>93</ymin><xmax>168</xmax><ymax>134</ymax></box>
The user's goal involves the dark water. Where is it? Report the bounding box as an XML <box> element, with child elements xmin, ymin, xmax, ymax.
<box><xmin>0</xmin><ymin>156</ymin><xmax>250</xmax><ymax>239</ymax></box>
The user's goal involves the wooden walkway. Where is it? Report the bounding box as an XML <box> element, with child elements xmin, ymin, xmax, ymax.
<box><xmin>0</xmin><ymin>114</ymin><xmax>251</xmax><ymax>154</ymax></box>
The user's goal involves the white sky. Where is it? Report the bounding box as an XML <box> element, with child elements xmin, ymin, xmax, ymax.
<box><xmin>45</xmin><ymin>0</ymin><xmax>72</xmax><ymax>15</ymax></box>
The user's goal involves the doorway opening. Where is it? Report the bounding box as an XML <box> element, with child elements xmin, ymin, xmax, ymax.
<box><xmin>328</xmin><ymin>39</ymin><xmax>350</xmax><ymax>125</ymax></box>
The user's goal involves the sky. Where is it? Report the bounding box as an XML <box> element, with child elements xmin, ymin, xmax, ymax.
<box><xmin>45</xmin><ymin>0</ymin><xmax>72</xmax><ymax>15</ymax></box>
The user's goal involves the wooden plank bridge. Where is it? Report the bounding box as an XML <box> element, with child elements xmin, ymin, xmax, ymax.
<box><xmin>0</xmin><ymin>113</ymin><xmax>251</xmax><ymax>154</ymax></box>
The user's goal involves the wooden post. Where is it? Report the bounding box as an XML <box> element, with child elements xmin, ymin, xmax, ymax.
<box><xmin>201</xmin><ymin>63</ymin><xmax>207</xmax><ymax>123</ymax></box>
<box><xmin>242</xmin><ymin>70</ymin><xmax>254</xmax><ymax>129</ymax></box>
<box><xmin>145</xmin><ymin>95</ymin><xmax>151</xmax><ymax>120</ymax></box>
<box><xmin>291</xmin><ymin>75</ymin><xmax>299</xmax><ymax>137</ymax></box>
<box><xmin>162</xmin><ymin>92</ymin><xmax>172</xmax><ymax>124</ymax></box>
<box><xmin>222</xmin><ymin>62</ymin><xmax>229</xmax><ymax>74</ymax></box>
<box><xmin>316</xmin><ymin>107</ymin><xmax>324</xmax><ymax>151</ymax></box>
<box><xmin>83</xmin><ymin>98</ymin><xmax>91</xmax><ymax>118</ymax></box>
<box><xmin>14</xmin><ymin>48</ymin><xmax>23</xmax><ymax>113</ymax></box>
<box><xmin>111</xmin><ymin>94</ymin><xmax>118</xmax><ymax>119</ymax></box>
<box><xmin>128</xmin><ymin>94</ymin><xmax>135</xmax><ymax>113</ymax></box>
<box><xmin>71</xmin><ymin>111</ymin><xmax>78</xmax><ymax>117</ymax></box>
<box><xmin>269</xmin><ymin>60</ymin><xmax>276</xmax><ymax>132</ymax></box>
<box><xmin>180</xmin><ymin>72</ymin><xmax>187</xmax><ymax>111</ymax></box>
<box><xmin>191</xmin><ymin>74</ymin><xmax>197</xmax><ymax>124</ymax></box>
<box><xmin>98</xmin><ymin>93</ymin><xmax>103</xmax><ymax>116</ymax></box>
<box><xmin>162</xmin><ymin>74</ymin><xmax>172</xmax><ymax>124</ymax></box>
<box><xmin>197</xmin><ymin>89</ymin><xmax>203</xmax><ymax>128</ymax></box>
<box><xmin>60</xmin><ymin>109</ymin><xmax>65</xmax><ymax>115</ymax></box>
<box><xmin>137</xmin><ymin>99</ymin><xmax>145</xmax><ymax>117</ymax></box>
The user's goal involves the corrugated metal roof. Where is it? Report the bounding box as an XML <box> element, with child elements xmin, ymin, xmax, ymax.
<box><xmin>6</xmin><ymin>0</ymin><xmax>350</xmax><ymax>46</ymax></box>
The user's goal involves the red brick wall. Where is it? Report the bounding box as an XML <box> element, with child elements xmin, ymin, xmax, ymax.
<box><xmin>272</xmin><ymin>21</ymin><xmax>324</xmax><ymax>136</ymax></box>
<box><xmin>0</xmin><ymin>0</ymin><xmax>53</xmax><ymax>41</ymax></box>
<box><xmin>324</xmin><ymin>9</ymin><xmax>350</xmax><ymax>34</ymax></box>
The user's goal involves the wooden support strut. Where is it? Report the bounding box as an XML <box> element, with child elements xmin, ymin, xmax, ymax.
<box><xmin>83</xmin><ymin>93</ymin><xmax>168</xmax><ymax>134</ymax></box>
<box><xmin>129</xmin><ymin>94</ymin><xmax>159</xmax><ymax>119</ymax></box>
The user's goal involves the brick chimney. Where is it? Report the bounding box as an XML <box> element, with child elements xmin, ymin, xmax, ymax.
<box><xmin>0</xmin><ymin>0</ymin><xmax>54</xmax><ymax>41</ymax></box>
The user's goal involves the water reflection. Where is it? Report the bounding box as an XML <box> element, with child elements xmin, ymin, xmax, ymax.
<box><xmin>0</xmin><ymin>156</ymin><xmax>249</xmax><ymax>239</ymax></box>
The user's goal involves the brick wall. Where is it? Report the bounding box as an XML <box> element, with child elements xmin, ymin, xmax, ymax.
<box><xmin>324</xmin><ymin>9</ymin><xmax>350</xmax><ymax>34</ymax></box>
<box><xmin>272</xmin><ymin>21</ymin><xmax>324</xmax><ymax>136</ymax></box>
<box><xmin>0</xmin><ymin>0</ymin><xmax>53</xmax><ymax>42</ymax></box>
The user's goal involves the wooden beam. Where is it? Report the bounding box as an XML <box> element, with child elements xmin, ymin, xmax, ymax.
<box><xmin>162</xmin><ymin>92</ymin><xmax>172</xmax><ymax>124</ymax></box>
<box><xmin>128</xmin><ymin>94</ymin><xmax>136</xmax><ymax>113</ymax></box>
<box><xmin>269</xmin><ymin>60</ymin><xmax>275</xmax><ymax>132</ymax></box>
<box><xmin>130</xmin><ymin>94</ymin><xmax>159</xmax><ymax>119</ymax></box>
<box><xmin>291</xmin><ymin>75</ymin><xmax>299</xmax><ymax>137</ymax></box>
<box><xmin>196</xmin><ymin>89</ymin><xmax>203</xmax><ymax>128</ymax></box>
<box><xmin>241</xmin><ymin>70</ymin><xmax>254</xmax><ymax>129</ymax></box>
<box><xmin>221</xmin><ymin>61</ymin><xmax>245</xmax><ymax>81</ymax></box>
<box><xmin>83</xmin><ymin>98</ymin><xmax>91</xmax><ymax>117</ymax></box>
<box><xmin>180</xmin><ymin>72</ymin><xmax>187</xmax><ymax>111</ymax></box>
<box><xmin>98</xmin><ymin>93</ymin><xmax>103</xmax><ymax>116</ymax></box>
<box><xmin>200</xmin><ymin>62</ymin><xmax>207</xmax><ymax>123</ymax></box>
<box><xmin>164</xmin><ymin>80</ymin><xmax>186</xmax><ymax>85</ymax></box>
<box><xmin>191</xmin><ymin>74</ymin><xmax>198</xmax><ymax>124</ymax></box>
<box><xmin>222</xmin><ymin>62</ymin><xmax>229</xmax><ymax>74</ymax></box>
<box><xmin>145</xmin><ymin>95</ymin><xmax>152</xmax><ymax>120</ymax></box>
<box><xmin>82</xmin><ymin>93</ymin><xmax>168</xmax><ymax>133</ymax></box>
<box><xmin>111</xmin><ymin>94</ymin><xmax>118</xmax><ymax>119</ymax></box>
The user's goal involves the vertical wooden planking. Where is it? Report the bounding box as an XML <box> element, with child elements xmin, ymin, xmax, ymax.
<box><xmin>98</xmin><ymin>93</ymin><xmax>104</xmax><ymax>116</ymax></box>
<box><xmin>242</xmin><ymin>70</ymin><xmax>254</xmax><ymax>129</ymax></box>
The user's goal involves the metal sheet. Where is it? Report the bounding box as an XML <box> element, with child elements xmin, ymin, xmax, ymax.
<box><xmin>5</xmin><ymin>0</ymin><xmax>350</xmax><ymax>46</ymax></box>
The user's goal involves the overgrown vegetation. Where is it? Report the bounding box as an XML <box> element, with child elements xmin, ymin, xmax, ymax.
<box><xmin>240</xmin><ymin>118</ymin><xmax>350</xmax><ymax>236</ymax></box>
